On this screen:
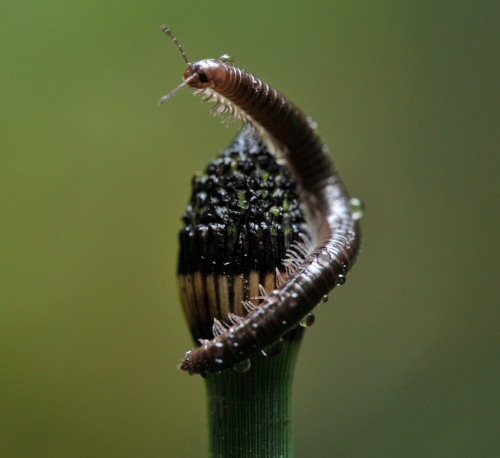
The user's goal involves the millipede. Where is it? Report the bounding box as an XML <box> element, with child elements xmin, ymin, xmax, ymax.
<box><xmin>159</xmin><ymin>25</ymin><xmax>362</xmax><ymax>377</ymax></box>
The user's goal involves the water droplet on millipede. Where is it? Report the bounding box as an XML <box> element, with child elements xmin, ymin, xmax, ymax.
<box><xmin>219</xmin><ymin>54</ymin><xmax>234</xmax><ymax>65</ymax></box>
<box><xmin>321</xmin><ymin>294</ymin><xmax>329</xmax><ymax>303</ymax></box>
<box><xmin>317</xmin><ymin>249</ymin><xmax>332</xmax><ymax>266</ymax></box>
<box><xmin>261</xmin><ymin>338</ymin><xmax>284</xmax><ymax>357</ymax></box>
<box><xmin>267</xmin><ymin>290</ymin><xmax>281</xmax><ymax>304</ymax></box>
<box><xmin>233</xmin><ymin>359</ymin><xmax>251</xmax><ymax>373</ymax></box>
<box><xmin>349</xmin><ymin>197</ymin><xmax>365</xmax><ymax>220</ymax></box>
<box><xmin>336</xmin><ymin>274</ymin><xmax>346</xmax><ymax>286</ymax></box>
<box><xmin>289</xmin><ymin>292</ymin><xmax>299</xmax><ymax>307</ymax></box>
<box><xmin>306</xmin><ymin>116</ymin><xmax>319</xmax><ymax>130</ymax></box>
<box><xmin>300</xmin><ymin>313</ymin><xmax>315</xmax><ymax>327</ymax></box>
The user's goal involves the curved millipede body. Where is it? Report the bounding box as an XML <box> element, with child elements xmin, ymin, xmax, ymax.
<box><xmin>159</xmin><ymin>25</ymin><xmax>362</xmax><ymax>377</ymax></box>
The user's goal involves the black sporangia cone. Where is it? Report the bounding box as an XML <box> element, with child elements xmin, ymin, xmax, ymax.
<box><xmin>178</xmin><ymin>125</ymin><xmax>308</xmax><ymax>343</ymax></box>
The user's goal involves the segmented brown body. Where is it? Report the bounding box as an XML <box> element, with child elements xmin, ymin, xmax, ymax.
<box><xmin>168</xmin><ymin>49</ymin><xmax>361</xmax><ymax>377</ymax></box>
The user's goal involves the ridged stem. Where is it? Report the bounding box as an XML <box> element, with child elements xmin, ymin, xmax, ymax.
<box><xmin>205</xmin><ymin>327</ymin><xmax>305</xmax><ymax>458</ymax></box>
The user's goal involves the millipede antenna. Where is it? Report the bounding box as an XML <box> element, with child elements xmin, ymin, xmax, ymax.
<box><xmin>160</xmin><ymin>25</ymin><xmax>189</xmax><ymax>64</ymax></box>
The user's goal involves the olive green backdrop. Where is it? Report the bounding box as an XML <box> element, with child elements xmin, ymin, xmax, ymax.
<box><xmin>1</xmin><ymin>1</ymin><xmax>498</xmax><ymax>457</ymax></box>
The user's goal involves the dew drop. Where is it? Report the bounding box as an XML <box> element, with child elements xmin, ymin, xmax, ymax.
<box><xmin>215</xmin><ymin>358</ymin><xmax>224</xmax><ymax>365</ymax></box>
<box><xmin>219</xmin><ymin>54</ymin><xmax>234</xmax><ymax>65</ymax></box>
<box><xmin>349</xmin><ymin>197</ymin><xmax>365</xmax><ymax>220</ymax></box>
<box><xmin>317</xmin><ymin>249</ymin><xmax>332</xmax><ymax>267</ymax></box>
<box><xmin>320</xmin><ymin>294</ymin><xmax>329</xmax><ymax>303</ymax></box>
<box><xmin>300</xmin><ymin>313</ymin><xmax>315</xmax><ymax>327</ymax></box>
<box><xmin>336</xmin><ymin>274</ymin><xmax>346</xmax><ymax>286</ymax></box>
<box><xmin>261</xmin><ymin>338</ymin><xmax>284</xmax><ymax>357</ymax></box>
<box><xmin>267</xmin><ymin>290</ymin><xmax>281</xmax><ymax>304</ymax></box>
<box><xmin>233</xmin><ymin>359</ymin><xmax>251</xmax><ymax>373</ymax></box>
<box><xmin>289</xmin><ymin>292</ymin><xmax>299</xmax><ymax>308</ymax></box>
<box><xmin>306</xmin><ymin>116</ymin><xmax>319</xmax><ymax>130</ymax></box>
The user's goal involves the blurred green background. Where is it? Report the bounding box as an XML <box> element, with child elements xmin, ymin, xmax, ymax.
<box><xmin>1</xmin><ymin>1</ymin><xmax>498</xmax><ymax>457</ymax></box>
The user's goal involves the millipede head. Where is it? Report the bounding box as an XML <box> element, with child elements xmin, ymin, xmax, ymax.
<box><xmin>182</xmin><ymin>59</ymin><xmax>228</xmax><ymax>90</ymax></box>
<box><xmin>158</xmin><ymin>25</ymin><xmax>231</xmax><ymax>105</ymax></box>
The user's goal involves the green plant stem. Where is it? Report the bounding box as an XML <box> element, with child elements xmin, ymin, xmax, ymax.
<box><xmin>205</xmin><ymin>327</ymin><xmax>305</xmax><ymax>458</ymax></box>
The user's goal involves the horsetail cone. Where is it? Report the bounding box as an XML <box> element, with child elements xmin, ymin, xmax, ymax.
<box><xmin>177</xmin><ymin>125</ymin><xmax>308</xmax><ymax>343</ymax></box>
